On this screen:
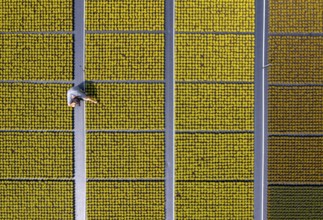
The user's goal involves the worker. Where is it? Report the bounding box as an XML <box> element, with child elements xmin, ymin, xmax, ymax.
<box><xmin>67</xmin><ymin>85</ymin><xmax>97</xmax><ymax>107</ymax></box>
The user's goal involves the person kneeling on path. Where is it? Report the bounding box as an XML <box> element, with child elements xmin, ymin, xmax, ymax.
<box><xmin>67</xmin><ymin>85</ymin><xmax>97</xmax><ymax>108</ymax></box>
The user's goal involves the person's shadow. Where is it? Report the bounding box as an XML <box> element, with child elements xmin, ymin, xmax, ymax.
<box><xmin>85</xmin><ymin>81</ymin><xmax>99</xmax><ymax>103</ymax></box>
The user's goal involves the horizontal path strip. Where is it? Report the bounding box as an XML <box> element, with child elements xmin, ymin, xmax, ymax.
<box><xmin>0</xmin><ymin>130</ymin><xmax>73</xmax><ymax>132</ymax></box>
<box><xmin>176</xmin><ymin>179</ymin><xmax>254</xmax><ymax>183</ymax></box>
<box><xmin>0</xmin><ymin>80</ymin><xmax>254</xmax><ymax>85</ymax></box>
<box><xmin>269</xmin><ymin>83</ymin><xmax>323</xmax><ymax>87</ymax></box>
<box><xmin>0</xmin><ymin>130</ymin><xmax>254</xmax><ymax>134</ymax></box>
<box><xmin>270</xmin><ymin>32</ymin><xmax>323</xmax><ymax>37</ymax></box>
<box><xmin>87</xmin><ymin>31</ymin><xmax>254</xmax><ymax>35</ymax></box>
<box><xmin>176</xmin><ymin>130</ymin><xmax>254</xmax><ymax>134</ymax></box>
<box><xmin>87</xmin><ymin>80</ymin><xmax>165</xmax><ymax>84</ymax></box>
<box><xmin>269</xmin><ymin>182</ymin><xmax>323</xmax><ymax>187</ymax></box>
<box><xmin>87</xmin><ymin>178</ymin><xmax>164</xmax><ymax>182</ymax></box>
<box><xmin>88</xmin><ymin>80</ymin><xmax>254</xmax><ymax>84</ymax></box>
<box><xmin>0</xmin><ymin>80</ymin><xmax>73</xmax><ymax>84</ymax></box>
<box><xmin>176</xmin><ymin>31</ymin><xmax>254</xmax><ymax>35</ymax></box>
<box><xmin>0</xmin><ymin>31</ymin><xmax>74</xmax><ymax>35</ymax></box>
<box><xmin>87</xmin><ymin>130</ymin><xmax>164</xmax><ymax>133</ymax></box>
<box><xmin>0</xmin><ymin>31</ymin><xmax>255</xmax><ymax>35</ymax></box>
<box><xmin>176</xmin><ymin>81</ymin><xmax>254</xmax><ymax>84</ymax></box>
<box><xmin>86</xmin><ymin>30</ymin><xmax>164</xmax><ymax>34</ymax></box>
<box><xmin>269</xmin><ymin>133</ymin><xmax>323</xmax><ymax>137</ymax></box>
<box><xmin>0</xmin><ymin>178</ymin><xmax>74</xmax><ymax>182</ymax></box>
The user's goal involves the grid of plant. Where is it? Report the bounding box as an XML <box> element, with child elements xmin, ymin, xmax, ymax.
<box><xmin>85</xmin><ymin>0</ymin><xmax>166</xmax><ymax>219</ymax></box>
<box><xmin>268</xmin><ymin>0</ymin><xmax>323</xmax><ymax>219</ymax></box>
<box><xmin>1</xmin><ymin>0</ymin><xmax>322</xmax><ymax>219</ymax></box>
<box><xmin>175</xmin><ymin>0</ymin><xmax>255</xmax><ymax>218</ymax></box>
<box><xmin>0</xmin><ymin>0</ymin><xmax>74</xmax><ymax>219</ymax></box>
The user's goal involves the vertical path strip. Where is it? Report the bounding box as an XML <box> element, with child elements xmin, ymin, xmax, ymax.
<box><xmin>164</xmin><ymin>0</ymin><xmax>175</xmax><ymax>219</ymax></box>
<box><xmin>254</xmin><ymin>0</ymin><xmax>268</xmax><ymax>219</ymax></box>
<box><xmin>74</xmin><ymin>0</ymin><xmax>86</xmax><ymax>219</ymax></box>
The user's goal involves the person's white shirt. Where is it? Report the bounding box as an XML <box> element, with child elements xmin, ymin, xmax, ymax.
<box><xmin>67</xmin><ymin>86</ymin><xmax>97</xmax><ymax>107</ymax></box>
